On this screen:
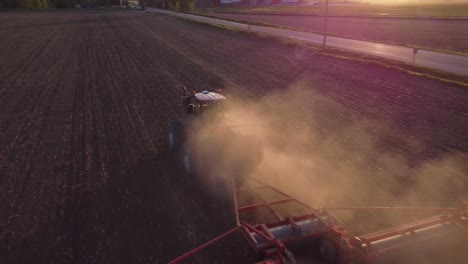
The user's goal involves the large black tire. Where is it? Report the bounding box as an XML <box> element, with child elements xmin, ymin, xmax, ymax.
<box><xmin>168</xmin><ymin>121</ymin><xmax>184</xmax><ymax>152</ymax></box>
<box><xmin>319</xmin><ymin>238</ymin><xmax>339</xmax><ymax>264</ymax></box>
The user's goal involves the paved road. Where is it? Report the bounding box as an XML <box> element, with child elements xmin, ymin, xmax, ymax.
<box><xmin>148</xmin><ymin>9</ymin><xmax>468</xmax><ymax>76</ymax></box>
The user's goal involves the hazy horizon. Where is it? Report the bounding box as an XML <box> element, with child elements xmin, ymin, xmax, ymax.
<box><xmin>366</xmin><ymin>0</ymin><xmax>468</xmax><ymax>4</ymax></box>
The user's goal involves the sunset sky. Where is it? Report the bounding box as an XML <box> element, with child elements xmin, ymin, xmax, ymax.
<box><xmin>366</xmin><ymin>0</ymin><xmax>468</xmax><ymax>3</ymax></box>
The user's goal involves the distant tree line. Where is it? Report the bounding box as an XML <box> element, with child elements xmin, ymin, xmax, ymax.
<box><xmin>0</xmin><ymin>0</ymin><xmax>48</xmax><ymax>8</ymax></box>
<box><xmin>0</xmin><ymin>0</ymin><xmax>79</xmax><ymax>8</ymax></box>
<box><xmin>0</xmin><ymin>0</ymin><xmax>190</xmax><ymax>9</ymax></box>
<box><xmin>148</xmin><ymin>0</ymin><xmax>193</xmax><ymax>11</ymax></box>
<box><xmin>0</xmin><ymin>0</ymin><xmax>130</xmax><ymax>8</ymax></box>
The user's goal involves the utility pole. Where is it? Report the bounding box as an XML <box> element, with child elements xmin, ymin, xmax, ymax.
<box><xmin>323</xmin><ymin>0</ymin><xmax>329</xmax><ymax>48</ymax></box>
<box><xmin>412</xmin><ymin>48</ymin><xmax>418</xmax><ymax>64</ymax></box>
<box><xmin>246</xmin><ymin>1</ymin><xmax>252</xmax><ymax>32</ymax></box>
<box><xmin>248</xmin><ymin>10</ymin><xmax>251</xmax><ymax>32</ymax></box>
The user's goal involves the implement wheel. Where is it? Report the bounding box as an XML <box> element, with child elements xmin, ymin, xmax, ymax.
<box><xmin>319</xmin><ymin>238</ymin><xmax>339</xmax><ymax>264</ymax></box>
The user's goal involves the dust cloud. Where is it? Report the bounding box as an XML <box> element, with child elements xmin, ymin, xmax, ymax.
<box><xmin>186</xmin><ymin>80</ymin><xmax>468</xmax><ymax>232</ymax></box>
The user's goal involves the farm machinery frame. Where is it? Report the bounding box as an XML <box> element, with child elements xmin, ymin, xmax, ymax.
<box><xmin>169</xmin><ymin>177</ymin><xmax>468</xmax><ymax>263</ymax></box>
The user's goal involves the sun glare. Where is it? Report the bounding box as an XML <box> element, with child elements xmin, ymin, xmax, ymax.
<box><xmin>367</xmin><ymin>0</ymin><xmax>468</xmax><ymax>4</ymax></box>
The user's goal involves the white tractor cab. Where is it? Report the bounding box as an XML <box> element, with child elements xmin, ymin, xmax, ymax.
<box><xmin>168</xmin><ymin>86</ymin><xmax>228</xmax><ymax>153</ymax></box>
<box><xmin>181</xmin><ymin>86</ymin><xmax>227</xmax><ymax>116</ymax></box>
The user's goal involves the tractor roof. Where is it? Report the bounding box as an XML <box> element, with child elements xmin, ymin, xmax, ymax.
<box><xmin>194</xmin><ymin>91</ymin><xmax>226</xmax><ymax>103</ymax></box>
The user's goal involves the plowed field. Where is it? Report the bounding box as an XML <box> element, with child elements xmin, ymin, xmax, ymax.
<box><xmin>0</xmin><ymin>10</ymin><xmax>467</xmax><ymax>263</ymax></box>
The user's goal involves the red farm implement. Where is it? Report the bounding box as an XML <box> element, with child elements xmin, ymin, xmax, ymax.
<box><xmin>169</xmin><ymin>177</ymin><xmax>468</xmax><ymax>264</ymax></box>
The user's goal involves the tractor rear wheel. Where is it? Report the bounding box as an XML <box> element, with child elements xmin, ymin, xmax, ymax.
<box><xmin>168</xmin><ymin>121</ymin><xmax>184</xmax><ymax>152</ymax></box>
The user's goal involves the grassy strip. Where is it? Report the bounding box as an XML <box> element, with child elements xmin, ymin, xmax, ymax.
<box><xmin>153</xmin><ymin>11</ymin><xmax>468</xmax><ymax>88</ymax></box>
<box><xmin>190</xmin><ymin>11</ymin><xmax>468</xmax><ymax>57</ymax></box>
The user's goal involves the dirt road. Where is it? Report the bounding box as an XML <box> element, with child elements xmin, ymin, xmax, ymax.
<box><xmin>204</xmin><ymin>13</ymin><xmax>468</xmax><ymax>53</ymax></box>
<box><xmin>0</xmin><ymin>10</ymin><xmax>467</xmax><ymax>263</ymax></box>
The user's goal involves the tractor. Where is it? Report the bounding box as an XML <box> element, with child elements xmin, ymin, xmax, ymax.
<box><xmin>167</xmin><ymin>86</ymin><xmax>263</xmax><ymax>181</ymax></box>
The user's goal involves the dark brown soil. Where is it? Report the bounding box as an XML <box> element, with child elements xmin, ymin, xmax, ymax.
<box><xmin>0</xmin><ymin>10</ymin><xmax>467</xmax><ymax>264</ymax></box>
